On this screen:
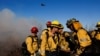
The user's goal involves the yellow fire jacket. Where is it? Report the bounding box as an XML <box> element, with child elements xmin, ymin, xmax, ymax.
<box><xmin>59</xmin><ymin>32</ymin><xmax>70</xmax><ymax>52</ymax></box>
<box><xmin>25</xmin><ymin>35</ymin><xmax>38</xmax><ymax>55</ymax></box>
<box><xmin>40</xmin><ymin>30</ymin><xmax>59</xmax><ymax>56</ymax></box>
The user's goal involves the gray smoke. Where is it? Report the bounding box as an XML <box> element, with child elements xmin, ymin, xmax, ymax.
<box><xmin>0</xmin><ymin>8</ymin><xmax>44</xmax><ymax>56</ymax></box>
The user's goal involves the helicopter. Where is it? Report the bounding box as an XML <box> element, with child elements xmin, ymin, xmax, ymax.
<box><xmin>41</xmin><ymin>3</ymin><xmax>46</xmax><ymax>6</ymax></box>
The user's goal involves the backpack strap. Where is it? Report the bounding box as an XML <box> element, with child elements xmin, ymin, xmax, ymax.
<box><xmin>52</xmin><ymin>34</ymin><xmax>57</xmax><ymax>44</ymax></box>
<box><xmin>28</xmin><ymin>35</ymin><xmax>34</xmax><ymax>42</ymax></box>
<box><xmin>22</xmin><ymin>35</ymin><xmax>35</xmax><ymax>48</ymax></box>
<box><xmin>45</xmin><ymin>32</ymin><xmax>49</xmax><ymax>41</ymax></box>
<box><xmin>45</xmin><ymin>31</ymin><xmax>51</xmax><ymax>50</ymax></box>
<box><xmin>42</xmin><ymin>29</ymin><xmax>49</xmax><ymax>32</ymax></box>
<box><xmin>45</xmin><ymin>31</ymin><xmax>60</xmax><ymax>49</ymax></box>
<box><xmin>28</xmin><ymin>35</ymin><xmax>39</xmax><ymax>49</ymax></box>
<box><xmin>43</xmin><ymin>29</ymin><xmax>49</xmax><ymax>42</ymax></box>
<box><xmin>28</xmin><ymin>35</ymin><xmax>38</xmax><ymax>43</ymax></box>
<box><xmin>43</xmin><ymin>29</ymin><xmax>49</xmax><ymax>44</ymax></box>
<box><xmin>74</xmin><ymin>29</ymin><xmax>85</xmax><ymax>48</ymax></box>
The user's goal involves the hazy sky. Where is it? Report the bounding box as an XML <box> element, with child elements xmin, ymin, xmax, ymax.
<box><xmin>0</xmin><ymin>0</ymin><xmax>100</xmax><ymax>30</ymax></box>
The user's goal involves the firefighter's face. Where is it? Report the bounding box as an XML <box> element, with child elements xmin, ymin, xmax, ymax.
<box><xmin>69</xmin><ymin>25</ymin><xmax>74</xmax><ymax>31</ymax></box>
<box><xmin>32</xmin><ymin>33</ymin><xmax>37</xmax><ymax>36</ymax></box>
<box><xmin>53</xmin><ymin>27</ymin><xmax>59</xmax><ymax>33</ymax></box>
<box><xmin>59</xmin><ymin>28</ymin><xmax>63</xmax><ymax>33</ymax></box>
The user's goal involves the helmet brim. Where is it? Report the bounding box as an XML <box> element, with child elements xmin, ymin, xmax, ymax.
<box><xmin>51</xmin><ymin>24</ymin><xmax>59</xmax><ymax>28</ymax></box>
<box><xmin>96</xmin><ymin>25</ymin><xmax>100</xmax><ymax>28</ymax></box>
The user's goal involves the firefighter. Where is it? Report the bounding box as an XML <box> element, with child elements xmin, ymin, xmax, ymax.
<box><xmin>39</xmin><ymin>21</ymin><xmax>51</xmax><ymax>49</ymax></box>
<box><xmin>39</xmin><ymin>21</ymin><xmax>51</xmax><ymax>56</ymax></box>
<box><xmin>40</xmin><ymin>20</ymin><xmax>61</xmax><ymax>56</ymax></box>
<box><xmin>58</xmin><ymin>24</ymin><xmax>70</xmax><ymax>56</ymax></box>
<box><xmin>91</xmin><ymin>21</ymin><xmax>100</xmax><ymax>56</ymax></box>
<box><xmin>25</xmin><ymin>27</ymin><xmax>39</xmax><ymax>56</ymax></box>
<box><xmin>66</xmin><ymin>18</ymin><xmax>92</xmax><ymax>56</ymax></box>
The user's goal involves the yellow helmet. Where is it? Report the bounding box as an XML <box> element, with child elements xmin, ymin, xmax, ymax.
<box><xmin>51</xmin><ymin>20</ymin><xmax>60</xmax><ymax>27</ymax></box>
<box><xmin>96</xmin><ymin>22</ymin><xmax>100</xmax><ymax>28</ymax></box>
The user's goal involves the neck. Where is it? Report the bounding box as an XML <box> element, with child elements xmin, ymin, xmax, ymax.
<box><xmin>32</xmin><ymin>33</ymin><xmax>36</xmax><ymax>36</ymax></box>
<box><xmin>60</xmin><ymin>31</ymin><xmax>63</xmax><ymax>34</ymax></box>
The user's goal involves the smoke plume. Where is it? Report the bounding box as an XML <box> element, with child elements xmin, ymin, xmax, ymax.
<box><xmin>0</xmin><ymin>8</ymin><xmax>44</xmax><ymax>56</ymax></box>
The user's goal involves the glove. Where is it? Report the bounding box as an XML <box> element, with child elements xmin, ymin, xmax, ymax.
<box><xmin>76</xmin><ymin>49</ymin><xmax>82</xmax><ymax>55</ymax></box>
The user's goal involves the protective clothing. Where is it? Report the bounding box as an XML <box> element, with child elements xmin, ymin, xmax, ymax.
<box><xmin>91</xmin><ymin>24</ymin><xmax>100</xmax><ymax>55</ymax></box>
<box><xmin>92</xmin><ymin>30</ymin><xmax>100</xmax><ymax>40</ymax></box>
<box><xmin>91</xmin><ymin>31</ymin><xmax>96</xmax><ymax>38</ymax></box>
<box><xmin>91</xmin><ymin>30</ymin><xmax>100</xmax><ymax>55</ymax></box>
<box><xmin>66</xmin><ymin>18</ymin><xmax>82</xmax><ymax>31</ymax></box>
<box><xmin>71</xmin><ymin>29</ymin><xmax>92</xmax><ymax>55</ymax></box>
<box><xmin>25</xmin><ymin>35</ymin><xmax>38</xmax><ymax>56</ymax></box>
<box><xmin>66</xmin><ymin>18</ymin><xmax>92</xmax><ymax>56</ymax></box>
<box><xmin>40</xmin><ymin>30</ymin><xmax>59</xmax><ymax>56</ymax></box>
<box><xmin>40</xmin><ymin>21</ymin><xmax>52</xmax><ymax>56</ymax></box>
<box><xmin>48</xmin><ymin>33</ymin><xmax>59</xmax><ymax>51</ymax></box>
<box><xmin>31</xmin><ymin>27</ymin><xmax>38</xmax><ymax>33</ymax></box>
<box><xmin>58</xmin><ymin>25</ymin><xmax>70</xmax><ymax>56</ymax></box>
<box><xmin>77</xmin><ymin>29</ymin><xmax>91</xmax><ymax>47</ymax></box>
<box><xmin>59</xmin><ymin>32</ymin><xmax>70</xmax><ymax>52</ymax></box>
<box><xmin>47</xmin><ymin>33</ymin><xmax>59</xmax><ymax>56</ymax></box>
<box><xmin>92</xmin><ymin>21</ymin><xmax>100</xmax><ymax>39</ymax></box>
<box><xmin>73</xmin><ymin>21</ymin><xmax>82</xmax><ymax>31</ymax></box>
<box><xmin>40</xmin><ymin>29</ymin><xmax>49</xmax><ymax>56</ymax></box>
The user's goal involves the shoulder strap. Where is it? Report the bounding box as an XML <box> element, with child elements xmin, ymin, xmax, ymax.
<box><xmin>28</xmin><ymin>35</ymin><xmax>37</xmax><ymax>43</ymax></box>
<box><xmin>43</xmin><ymin>29</ymin><xmax>49</xmax><ymax>32</ymax></box>
<box><xmin>45</xmin><ymin>31</ymin><xmax>51</xmax><ymax>49</ymax></box>
<box><xmin>22</xmin><ymin>35</ymin><xmax>34</xmax><ymax>48</ymax></box>
<box><xmin>45</xmin><ymin>32</ymin><xmax>49</xmax><ymax>41</ymax></box>
<box><xmin>75</xmin><ymin>28</ymin><xmax>87</xmax><ymax>40</ymax></box>
<box><xmin>28</xmin><ymin>35</ymin><xmax>34</xmax><ymax>42</ymax></box>
<box><xmin>43</xmin><ymin>29</ymin><xmax>49</xmax><ymax>40</ymax></box>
